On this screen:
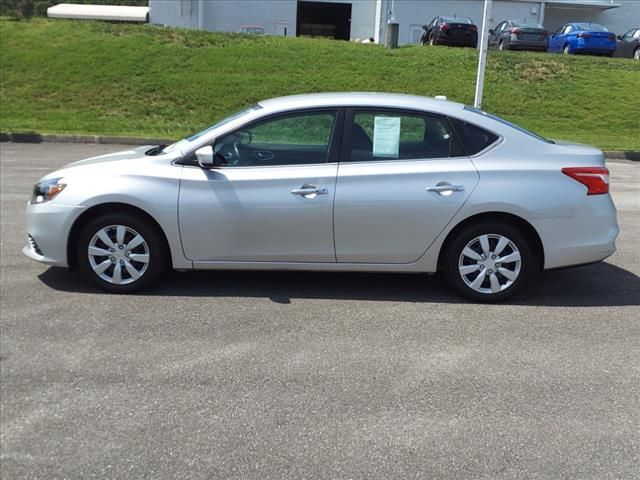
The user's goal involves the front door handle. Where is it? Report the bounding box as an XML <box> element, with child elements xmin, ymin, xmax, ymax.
<box><xmin>426</xmin><ymin>183</ymin><xmax>465</xmax><ymax>196</ymax></box>
<box><xmin>291</xmin><ymin>184</ymin><xmax>328</xmax><ymax>198</ymax></box>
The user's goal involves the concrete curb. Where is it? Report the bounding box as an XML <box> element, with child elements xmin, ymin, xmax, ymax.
<box><xmin>0</xmin><ymin>132</ymin><xmax>174</xmax><ymax>146</ymax></box>
<box><xmin>1</xmin><ymin>131</ymin><xmax>639</xmax><ymax>160</ymax></box>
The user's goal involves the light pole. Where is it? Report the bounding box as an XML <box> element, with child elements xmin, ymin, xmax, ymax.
<box><xmin>474</xmin><ymin>0</ymin><xmax>492</xmax><ymax>108</ymax></box>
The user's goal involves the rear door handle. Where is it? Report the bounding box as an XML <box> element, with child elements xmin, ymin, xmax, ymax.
<box><xmin>291</xmin><ymin>184</ymin><xmax>328</xmax><ymax>198</ymax></box>
<box><xmin>426</xmin><ymin>183</ymin><xmax>465</xmax><ymax>195</ymax></box>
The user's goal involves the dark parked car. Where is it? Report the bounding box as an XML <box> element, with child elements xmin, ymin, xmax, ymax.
<box><xmin>615</xmin><ymin>27</ymin><xmax>639</xmax><ymax>59</ymax></box>
<box><xmin>548</xmin><ymin>22</ymin><xmax>616</xmax><ymax>56</ymax></box>
<box><xmin>489</xmin><ymin>20</ymin><xmax>548</xmax><ymax>51</ymax></box>
<box><xmin>421</xmin><ymin>16</ymin><xmax>478</xmax><ymax>48</ymax></box>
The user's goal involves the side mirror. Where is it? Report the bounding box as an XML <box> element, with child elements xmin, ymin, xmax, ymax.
<box><xmin>195</xmin><ymin>145</ymin><xmax>215</xmax><ymax>168</ymax></box>
<box><xmin>489</xmin><ymin>29</ymin><xmax>494</xmax><ymax>35</ymax></box>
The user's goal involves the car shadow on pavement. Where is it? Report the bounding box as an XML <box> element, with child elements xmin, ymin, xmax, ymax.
<box><xmin>38</xmin><ymin>261</ymin><xmax>640</xmax><ymax>307</ymax></box>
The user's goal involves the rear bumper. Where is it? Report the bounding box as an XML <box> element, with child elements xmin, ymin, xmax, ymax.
<box><xmin>574</xmin><ymin>40</ymin><xmax>615</xmax><ymax>55</ymax></box>
<box><xmin>507</xmin><ymin>39</ymin><xmax>548</xmax><ymax>50</ymax></box>
<box><xmin>436</xmin><ymin>35</ymin><xmax>476</xmax><ymax>47</ymax></box>
<box><xmin>532</xmin><ymin>194</ymin><xmax>618</xmax><ymax>270</ymax></box>
<box><xmin>574</xmin><ymin>47</ymin><xmax>615</xmax><ymax>55</ymax></box>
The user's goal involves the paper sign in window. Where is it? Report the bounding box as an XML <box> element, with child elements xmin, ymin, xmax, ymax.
<box><xmin>373</xmin><ymin>117</ymin><xmax>401</xmax><ymax>158</ymax></box>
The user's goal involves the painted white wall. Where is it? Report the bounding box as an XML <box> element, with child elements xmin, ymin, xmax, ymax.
<box><xmin>150</xmin><ymin>0</ymin><xmax>297</xmax><ymax>36</ymax></box>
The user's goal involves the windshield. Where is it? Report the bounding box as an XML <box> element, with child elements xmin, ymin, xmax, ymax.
<box><xmin>574</xmin><ymin>23</ymin><xmax>608</xmax><ymax>32</ymax></box>
<box><xmin>162</xmin><ymin>105</ymin><xmax>262</xmax><ymax>154</ymax></box>
<box><xmin>464</xmin><ymin>106</ymin><xmax>553</xmax><ymax>144</ymax></box>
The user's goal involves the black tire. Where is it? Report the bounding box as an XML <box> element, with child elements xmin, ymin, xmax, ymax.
<box><xmin>563</xmin><ymin>44</ymin><xmax>570</xmax><ymax>55</ymax></box>
<box><xmin>633</xmin><ymin>48</ymin><xmax>639</xmax><ymax>60</ymax></box>
<box><xmin>498</xmin><ymin>40</ymin><xmax>505</xmax><ymax>51</ymax></box>
<box><xmin>77</xmin><ymin>212</ymin><xmax>168</xmax><ymax>293</ymax></box>
<box><xmin>429</xmin><ymin>35</ymin><xmax>436</xmax><ymax>46</ymax></box>
<box><xmin>442</xmin><ymin>222</ymin><xmax>537</xmax><ymax>303</ymax></box>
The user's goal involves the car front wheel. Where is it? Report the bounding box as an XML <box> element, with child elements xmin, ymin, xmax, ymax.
<box><xmin>77</xmin><ymin>213</ymin><xmax>167</xmax><ymax>293</ymax></box>
<box><xmin>443</xmin><ymin>222</ymin><xmax>536</xmax><ymax>302</ymax></box>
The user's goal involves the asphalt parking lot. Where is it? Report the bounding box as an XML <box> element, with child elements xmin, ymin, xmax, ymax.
<box><xmin>1</xmin><ymin>142</ymin><xmax>639</xmax><ymax>479</ymax></box>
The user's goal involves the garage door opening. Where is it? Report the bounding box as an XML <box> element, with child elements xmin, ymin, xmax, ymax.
<box><xmin>297</xmin><ymin>1</ymin><xmax>351</xmax><ymax>40</ymax></box>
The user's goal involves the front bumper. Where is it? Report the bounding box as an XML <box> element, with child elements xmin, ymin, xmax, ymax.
<box><xmin>23</xmin><ymin>201</ymin><xmax>86</xmax><ymax>268</ymax></box>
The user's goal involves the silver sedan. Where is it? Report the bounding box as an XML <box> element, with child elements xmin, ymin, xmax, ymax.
<box><xmin>24</xmin><ymin>93</ymin><xmax>618</xmax><ymax>301</ymax></box>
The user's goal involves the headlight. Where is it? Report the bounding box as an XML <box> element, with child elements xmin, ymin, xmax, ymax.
<box><xmin>31</xmin><ymin>178</ymin><xmax>66</xmax><ymax>204</ymax></box>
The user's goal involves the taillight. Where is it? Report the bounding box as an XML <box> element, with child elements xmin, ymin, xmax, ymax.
<box><xmin>577</xmin><ymin>33</ymin><xmax>591</xmax><ymax>38</ymax></box>
<box><xmin>469</xmin><ymin>25</ymin><xmax>477</xmax><ymax>31</ymax></box>
<box><xmin>510</xmin><ymin>28</ymin><xmax>521</xmax><ymax>34</ymax></box>
<box><xmin>607</xmin><ymin>33</ymin><xmax>616</xmax><ymax>40</ymax></box>
<box><xmin>440</xmin><ymin>23</ymin><xmax>450</xmax><ymax>31</ymax></box>
<box><xmin>562</xmin><ymin>167</ymin><xmax>610</xmax><ymax>195</ymax></box>
<box><xmin>542</xmin><ymin>31</ymin><xmax>549</xmax><ymax>37</ymax></box>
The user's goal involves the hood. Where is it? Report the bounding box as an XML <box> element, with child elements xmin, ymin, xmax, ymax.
<box><xmin>38</xmin><ymin>145</ymin><xmax>168</xmax><ymax>183</ymax></box>
<box><xmin>65</xmin><ymin>145</ymin><xmax>153</xmax><ymax>168</ymax></box>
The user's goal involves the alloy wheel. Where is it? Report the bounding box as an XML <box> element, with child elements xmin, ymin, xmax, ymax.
<box><xmin>87</xmin><ymin>225</ymin><xmax>150</xmax><ymax>285</ymax></box>
<box><xmin>457</xmin><ymin>234</ymin><xmax>522</xmax><ymax>294</ymax></box>
<box><xmin>634</xmin><ymin>48</ymin><xmax>639</xmax><ymax>60</ymax></box>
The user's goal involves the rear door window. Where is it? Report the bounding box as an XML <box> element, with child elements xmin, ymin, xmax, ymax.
<box><xmin>348</xmin><ymin>110</ymin><xmax>465</xmax><ymax>162</ymax></box>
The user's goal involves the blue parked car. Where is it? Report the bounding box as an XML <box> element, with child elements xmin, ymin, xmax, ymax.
<box><xmin>548</xmin><ymin>22</ymin><xmax>616</xmax><ymax>56</ymax></box>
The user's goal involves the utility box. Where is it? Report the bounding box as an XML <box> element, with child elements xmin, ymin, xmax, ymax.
<box><xmin>385</xmin><ymin>22</ymin><xmax>399</xmax><ymax>48</ymax></box>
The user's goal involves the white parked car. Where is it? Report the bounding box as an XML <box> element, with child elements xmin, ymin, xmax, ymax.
<box><xmin>24</xmin><ymin>93</ymin><xmax>618</xmax><ymax>301</ymax></box>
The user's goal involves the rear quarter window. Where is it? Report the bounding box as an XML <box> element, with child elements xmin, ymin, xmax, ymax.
<box><xmin>448</xmin><ymin>117</ymin><xmax>499</xmax><ymax>155</ymax></box>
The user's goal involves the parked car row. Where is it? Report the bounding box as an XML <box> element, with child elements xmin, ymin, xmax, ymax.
<box><xmin>421</xmin><ymin>16</ymin><xmax>639</xmax><ymax>59</ymax></box>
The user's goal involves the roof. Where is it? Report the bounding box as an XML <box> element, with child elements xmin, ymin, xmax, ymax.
<box><xmin>47</xmin><ymin>3</ymin><xmax>149</xmax><ymax>22</ymax></box>
<box><xmin>258</xmin><ymin>92</ymin><xmax>466</xmax><ymax>114</ymax></box>
<box><xmin>543</xmin><ymin>0</ymin><xmax>621</xmax><ymax>11</ymax></box>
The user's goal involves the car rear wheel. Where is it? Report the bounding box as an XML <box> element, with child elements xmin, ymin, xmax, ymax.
<box><xmin>563</xmin><ymin>44</ymin><xmax>570</xmax><ymax>55</ymax></box>
<box><xmin>77</xmin><ymin>213</ymin><xmax>167</xmax><ymax>293</ymax></box>
<box><xmin>443</xmin><ymin>222</ymin><xmax>536</xmax><ymax>302</ymax></box>
<box><xmin>498</xmin><ymin>40</ymin><xmax>505</xmax><ymax>51</ymax></box>
<box><xmin>634</xmin><ymin>48</ymin><xmax>639</xmax><ymax>60</ymax></box>
<box><xmin>429</xmin><ymin>35</ymin><xmax>435</xmax><ymax>46</ymax></box>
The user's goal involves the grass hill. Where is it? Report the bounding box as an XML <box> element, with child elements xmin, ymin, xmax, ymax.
<box><xmin>1</xmin><ymin>18</ymin><xmax>638</xmax><ymax>150</ymax></box>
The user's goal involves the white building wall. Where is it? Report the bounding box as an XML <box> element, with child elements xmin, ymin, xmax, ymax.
<box><xmin>149</xmin><ymin>0</ymin><xmax>198</xmax><ymax>29</ymax></box>
<box><xmin>150</xmin><ymin>0</ymin><xmax>297</xmax><ymax>36</ymax></box>
<box><xmin>350</xmin><ymin>0</ymin><xmax>378</xmax><ymax>40</ymax></box>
